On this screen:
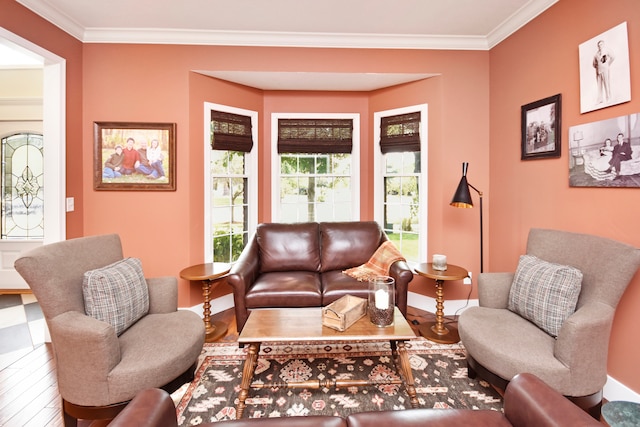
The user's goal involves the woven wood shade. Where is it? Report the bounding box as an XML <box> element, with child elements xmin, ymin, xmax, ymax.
<box><xmin>211</xmin><ymin>110</ymin><xmax>253</xmax><ymax>152</ymax></box>
<box><xmin>380</xmin><ymin>112</ymin><xmax>421</xmax><ymax>153</ymax></box>
<box><xmin>278</xmin><ymin>118</ymin><xmax>353</xmax><ymax>154</ymax></box>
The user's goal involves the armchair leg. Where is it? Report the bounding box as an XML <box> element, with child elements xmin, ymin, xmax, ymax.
<box><xmin>567</xmin><ymin>391</ymin><xmax>603</xmax><ymax>420</ymax></box>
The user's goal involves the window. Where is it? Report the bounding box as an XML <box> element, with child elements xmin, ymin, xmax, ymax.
<box><xmin>374</xmin><ymin>105</ymin><xmax>428</xmax><ymax>265</ymax></box>
<box><xmin>205</xmin><ymin>104</ymin><xmax>258</xmax><ymax>263</ymax></box>
<box><xmin>1</xmin><ymin>133</ymin><xmax>44</xmax><ymax>239</ymax></box>
<box><xmin>272</xmin><ymin>114</ymin><xmax>360</xmax><ymax>222</ymax></box>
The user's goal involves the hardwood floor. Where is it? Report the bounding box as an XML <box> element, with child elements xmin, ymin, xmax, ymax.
<box><xmin>0</xmin><ymin>307</ymin><xmax>606</xmax><ymax>426</ymax></box>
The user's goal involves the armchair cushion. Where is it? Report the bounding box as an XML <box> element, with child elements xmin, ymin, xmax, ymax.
<box><xmin>508</xmin><ymin>254</ymin><xmax>582</xmax><ymax>337</ymax></box>
<box><xmin>83</xmin><ymin>257</ymin><xmax>149</xmax><ymax>336</ymax></box>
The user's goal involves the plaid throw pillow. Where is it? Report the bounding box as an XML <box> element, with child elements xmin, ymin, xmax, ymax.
<box><xmin>508</xmin><ymin>254</ymin><xmax>583</xmax><ymax>337</ymax></box>
<box><xmin>83</xmin><ymin>257</ymin><xmax>149</xmax><ymax>336</ymax></box>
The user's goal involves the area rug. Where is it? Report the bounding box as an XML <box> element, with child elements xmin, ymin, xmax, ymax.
<box><xmin>176</xmin><ymin>338</ymin><xmax>502</xmax><ymax>425</ymax></box>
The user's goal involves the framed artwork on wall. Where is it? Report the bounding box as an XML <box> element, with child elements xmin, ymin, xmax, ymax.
<box><xmin>568</xmin><ymin>112</ymin><xmax>640</xmax><ymax>188</ymax></box>
<box><xmin>521</xmin><ymin>94</ymin><xmax>561</xmax><ymax>160</ymax></box>
<box><xmin>94</xmin><ymin>121</ymin><xmax>176</xmax><ymax>191</ymax></box>
<box><xmin>578</xmin><ymin>21</ymin><xmax>631</xmax><ymax>114</ymax></box>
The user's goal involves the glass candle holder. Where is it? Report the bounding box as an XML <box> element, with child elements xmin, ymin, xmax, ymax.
<box><xmin>368</xmin><ymin>276</ymin><xmax>395</xmax><ymax>327</ymax></box>
<box><xmin>432</xmin><ymin>254</ymin><xmax>447</xmax><ymax>271</ymax></box>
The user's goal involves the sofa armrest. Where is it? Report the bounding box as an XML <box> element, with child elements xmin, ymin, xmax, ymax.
<box><xmin>227</xmin><ymin>237</ymin><xmax>261</xmax><ymax>330</ymax></box>
<box><xmin>388</xmin><ymin>260</ymin><xmax>413</xmax><ymax>316</ymax></box>
<box><xmin>146</xmin><ymin>276</ymin><xmax>178</xmax><ymax>314</ymax></box>
<box><xmin>504</xmin><ymin>373</ymin><xmax>601</xmax><ymax>427</ymax></box>
<box><xmin>108</xmin><ymin>388</ymin><xmax>178</xmax><ymax>427</ymax></box>
<box><xmin>477</xmin><ymin>272</ymin><xmax>514</xmax><ymax>309</ymax></box>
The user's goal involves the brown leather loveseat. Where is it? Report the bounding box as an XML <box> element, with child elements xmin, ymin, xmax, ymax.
<box><xmin>227</xmin><ymin>221</ymin><xmax>414</xmax><ymax>331</ymax></box>
<box><xmin>105</xmin><ymin>373</ymin><xmax>601</xmax><ymax>427</ymax></box>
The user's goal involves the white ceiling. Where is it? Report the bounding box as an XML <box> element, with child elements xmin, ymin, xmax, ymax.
<box><xmin>11</xmin><ymin>0</ymin><xmax>559</xmax><ymax>90</ymax></box>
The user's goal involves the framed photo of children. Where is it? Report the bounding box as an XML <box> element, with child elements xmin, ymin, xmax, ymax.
<box><xmin>94</xmin><ymin>121</ymin><xmax>176</xmax><ymax>191</ymax></box>
<box><xmin>521</xmin><ymin>94</ymin><xmax>561</xmax><ymax>160</ymax></box>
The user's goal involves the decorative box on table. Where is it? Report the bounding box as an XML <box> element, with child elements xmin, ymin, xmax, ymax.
<box><xmin>322</xmin><ymin>295</ymin><xmax>367</xmax><ymax>331</ymax></box>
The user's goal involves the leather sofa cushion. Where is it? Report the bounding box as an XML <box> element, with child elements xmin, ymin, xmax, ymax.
<box><xmin>346</xmin><ymin>408</ymin><xmax>511</xmax><ymax>427</ymax></box>
<box><xmin>320</xmin><ymin>221</ymin><xmax>383</xmax><ymax>272</ymax></box>
<box><xmin>321</xmin><ymin>270</ymin><xmax>370</xmax><ymax>305</ymax></box>
<box><xmin>245</xmin><ymin>271</ymin><xmax>322</xmax><ymax>308</ymax></box>
<box><xmin>257</xmin><ymin>222</ymin><xmax>321</xmax><ymax>273</ymax></box>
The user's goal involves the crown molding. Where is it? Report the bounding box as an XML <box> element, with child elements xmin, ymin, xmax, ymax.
<box><xmin>487</xmin><ymin>0</ymin><xmax>558</xmax><ymax>48</ymax></box>
<box><xmin>17</xmin><ymin>0</ymin><xmax>558</xmax><ymax>50</ymax></box>
<box><xmin>83</xmin><ymin>28</ymin><xmax>491</xmax><ymax>50</ymax></box>
<box><xmin>16</xmin><ymin>0</ymin><xmax>85</xmax><ymax>41</ymax></box>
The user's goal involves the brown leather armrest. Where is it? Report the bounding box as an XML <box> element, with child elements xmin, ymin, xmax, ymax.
<box><xmin>504</xmin><ymin>373</ymin><xmax>601</xmax><ymax>427</ymax></box>
<box><xmin>108</xmin><ymin>388</ymin><xmax>177</xmax><ymax>427</ymax></box>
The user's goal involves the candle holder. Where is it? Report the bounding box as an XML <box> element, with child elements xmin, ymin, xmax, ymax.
<box><xmin>368</xmin><ymin>276</ymin><xmax>395</xmax><ymax>327</ymax></box>
<box><xmin>432</xmin><ymin>254</ymin><xmax>447</xmax><ymax>271</ymax></box>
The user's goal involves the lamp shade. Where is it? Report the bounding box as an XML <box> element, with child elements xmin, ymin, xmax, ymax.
<box><xmin>450</xmin><ymin>162</ymin><xmax>473</xmax><ymax>208</ymax></box>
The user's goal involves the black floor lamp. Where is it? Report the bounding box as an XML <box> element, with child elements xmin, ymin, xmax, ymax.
<box><xmin>450</xmin><ymin>162</ymin><xmax>484</xmax><ymax>273</ymax></box>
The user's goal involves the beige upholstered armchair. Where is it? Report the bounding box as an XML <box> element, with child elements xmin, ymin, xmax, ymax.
<box><xmin>14</xmin><ymin>234</ymin><xmax>205</xmax><ymax>426</ymax></box>
<box><xmin>458</xmin><ymin>228</ymin><xmax>640</xmax><ymax>418</ymax></box>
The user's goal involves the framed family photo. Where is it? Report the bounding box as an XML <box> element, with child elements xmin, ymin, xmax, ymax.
<box><xmin>521</xmin><ymin>94</ymin><xmax>561</xmax><ymax>160</ymax></box>
<box><xmin>94</xmin><ymin>121</ymin><xmax>176</xmax><ymax>191</ymax></box>
<box><xmin>578</xmin><ymin>22</ymin><xmax>631</xmax><ymax>114</ymax></box>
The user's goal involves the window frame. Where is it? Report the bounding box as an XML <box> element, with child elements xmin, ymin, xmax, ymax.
<box><xmin>373</xmin><ymin>104</ymin><xmax>428</xmax><ymax>265</ymax></box>
<box><xmin>204</xmin><ymin>102</ymin><xmax>258</xmax><ymax>263</ymax></box>
<box><xmin>271</xmin><ymin>112</ymin><xmax>360</xmax><ymax>222</ymax></box>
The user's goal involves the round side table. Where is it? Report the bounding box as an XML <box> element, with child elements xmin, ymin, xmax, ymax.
<box><xmin>180</xmin><ymin>262</ymin><xmax>231</xmax><ymax>343</ymax></box>
<box><xmin>602</xmin><ymin>401</ymin><xmax>640</xmax><ymax>427</ymax></box>
<box><xmin>413</xmin><ymin>263</ymin><xmax>469</xmax><ymax>344</ymax></box>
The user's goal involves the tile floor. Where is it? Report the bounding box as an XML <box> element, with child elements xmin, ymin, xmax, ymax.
<box><xmin>0</xmin><ymin>293</ymin><xmax>46</xmax><ymax>370</ymax></box>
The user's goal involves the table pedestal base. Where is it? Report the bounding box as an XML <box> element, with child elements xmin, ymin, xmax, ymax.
<box><xmin>205</xmin><ymin>320</ymin><xmax>228</xmax><ymax>343</ymax></box>
<box><xmin>418</xmin><ymin>321</ymin><xmax>460</xmax><ymax>344</ymax></box>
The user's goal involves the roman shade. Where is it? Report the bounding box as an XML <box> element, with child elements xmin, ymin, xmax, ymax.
<box><xmin>278</xmin><ymin>119</ymin><xmax>353</xmax><ymax>154</ymax></box>
<box><xmin>211</xmin><ymin>110</ymin><xmax>253</xmax><ymax>152</ymax></box>
<box><xmin>380</xmin><ymin>112</ymin><xmax>421</xmax><ymax>153</ymax></box>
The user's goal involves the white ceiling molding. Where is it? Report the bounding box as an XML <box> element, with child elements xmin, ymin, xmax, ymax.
<box><xmin>16</xmin><ymin>0</ymin><xmax>559</xmax><ymax>51</ymax></box>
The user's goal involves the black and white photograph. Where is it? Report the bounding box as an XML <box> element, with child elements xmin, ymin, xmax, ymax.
<box><xmin>521</xmin><ymin>94</ymin><xmax>561</xmax><ymax>160</ymax></box>
<box><xmin>569</xmin><ymin>112</ymin><xmax>640</xmax><ymax>187</ymax></box>
<box><xmin>578</xmin><ymin>22</ymin><xmax>631</xmax><ymax>114</ymax></box>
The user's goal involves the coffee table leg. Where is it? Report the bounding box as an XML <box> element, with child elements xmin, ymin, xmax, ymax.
<box><xmin>237</xmin><ymin>342</ymin><xmax>260</xmax><ymax>419</ymax></box>
<box><xmin>394</xmin><ymin>341</ymin><xmax>419</xmax><ymax>408</ymax></box>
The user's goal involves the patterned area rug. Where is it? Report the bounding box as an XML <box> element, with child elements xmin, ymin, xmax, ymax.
<box><xmin>176</xmin><ymin>338</ymin><xmax>502</xmax><ymax>425</ymax></box>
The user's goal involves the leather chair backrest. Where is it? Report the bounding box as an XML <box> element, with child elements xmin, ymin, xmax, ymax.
<box><xmin>527</xmin><ymin>228</ymin><xmax>640</xmax><ymax>310</ymax></box>
<box><xmin>320</xmin><ymin>221</ymin><xmax>384</xmax><ymax>272</ymax></box>
<box><xmin>14</xmin><ymin>234</ymin><xmax>124</xmax><ymax>321</ymax></box>
<box><xmin>256</xmin><ymin>222</ymin><xmax>321</xmax><ymax>273</ymax></box>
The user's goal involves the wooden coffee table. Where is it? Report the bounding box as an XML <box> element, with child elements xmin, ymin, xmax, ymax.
<box><xmin>236</xmin><ymin>307</ymin><xmax>417</xmax><ymax>419</ymax></box>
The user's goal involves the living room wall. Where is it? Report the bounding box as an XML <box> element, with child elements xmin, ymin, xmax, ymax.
<box><xmin>489</xmin><ymin>0</ymin><xmax>640</xmax><ymax>394</ymax></box>
<box><xmin>82</xmin><ymin>44</ymin><xmax>491</xmax><ymax>306</ymax></box>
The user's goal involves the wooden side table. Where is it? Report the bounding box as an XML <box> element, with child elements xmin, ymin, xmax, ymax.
<box><xmin>413</xmin><ymin>263</ymin><xmax>469</xmax><ymax>344</ymax></box>
<box><xmin>180</xmin><ymin>262</ymin><xmax>231</xmax><ymax>343</ymax></box>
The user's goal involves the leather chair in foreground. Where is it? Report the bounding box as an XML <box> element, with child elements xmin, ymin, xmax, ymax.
<box><xmin>14</xmin><ymin>234</ymin><xmax>205</xmax><ymax>426</ymax></box>
<box><xmin>459</xmin><ymin>228</ymin><xmax>640</xmax><ymax>418</ymax></box>
<box><xmin>105</xmin><ymin>373</ymin><xmax>601</xmax><ymax>427</ymax></box>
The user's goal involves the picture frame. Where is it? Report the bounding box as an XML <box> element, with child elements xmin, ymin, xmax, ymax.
<box><xmin>521</xmin><ymin>94</ymin><xmax>561</xmax><ymax>160</ymax></box>
<box><xmin>578</xmin><ymin>22</ymin><xmax>631</xmax><ymax>114</ymax></box>
<box><xmin>94</xmin><ymin>121</ymin><xmax>176</xmax><ymax>191</ymax></box>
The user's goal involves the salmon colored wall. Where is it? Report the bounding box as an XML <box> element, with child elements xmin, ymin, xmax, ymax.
<box><xmin>0</xmin><ymin>0</ymin><xmax>84</xmax><ymax>238</ymax></box>
<box><xmin>79</xmin><ymin>44</ymin><xmax>490</xmax><ymax>307</ymax></box>
<box><xmin>489</xmin><ymin>0</ymin><xmax>640</xmax><ymax>392</ymax></box>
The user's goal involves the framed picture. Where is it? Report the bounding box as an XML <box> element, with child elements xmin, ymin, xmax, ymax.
<box><xmin>568</xmin><ymin>112</ymin><xmax>640</xmax><ymax>188</ymax></box>
<box><xmin>578</xmin><ymin>22</ymin><xmax>631</xmax><ymax>114</ymax></box>
<box><xmin>94</xmin><ymin>122</ymin><xmax>176</xmax><ymax>191</ymax></box>
<box><xmin>521</xmin><ymin>94</ymin><xmax>561</xmax><ymax>160</ymax></box>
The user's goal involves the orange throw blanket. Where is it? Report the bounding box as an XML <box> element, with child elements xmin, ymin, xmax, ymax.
<box><xmin>343</xmin><ymin>241</ymin><xmax>406</xmax><ymax>282</ymax></box>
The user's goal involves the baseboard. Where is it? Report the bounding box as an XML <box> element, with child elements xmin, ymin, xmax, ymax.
<box><xmin>604</xmin><ymin>375</ymin><xmax>640</xmax><ymax>402</ymax></box>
